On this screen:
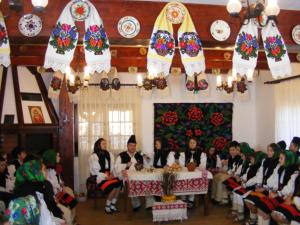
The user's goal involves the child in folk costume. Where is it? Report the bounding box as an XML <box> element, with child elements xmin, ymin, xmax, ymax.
<box><xmin>211</xmin><ymin>141</ymin><xmax>242</xmax><ymax>204</ymax></box>
<box><xmin>271</xmin><ymin>159</ymin><xmax>300</xmax><ymax>225</ymax></box>
<box><xmin>206</xmin><ymin>145</ymin><xmax>222</xmax><ymax>175</ymax></box>
<box><xmin>244</xmin><ymin>143</ymin><xmax>281</xmax><ymax>225</ymax></box>
<box><xmin>230</xmin><ymin>151</ymin><xmax>266</xmax><ymax>222</ymax></box>
<box><xmin>89</xmin><ymin>138</ymin><xmax>123</xmax><ymax>214</ymax></box>
<box><xmin>153</xmin><ymin>138</ymin><xmax>170</xmax><ymax>169</ymax></box>
<box><xmin>290</xmin><ymin>137</ymin><xmax>300</xmax><ymax>158</ymax></box>
<box><xmin>252</xmin><ymin>151</ymin><xmax>298</xmax><ymax>225</ymax></box>
<box><xmin>43</xmin><ymin>149</ymin><xmax>77</xmax><ymax>224</ymax></box>
<box><xmin>115</xmin><ymin>135</ymin><xmax>144</xmax><ymax>211</ymax></box>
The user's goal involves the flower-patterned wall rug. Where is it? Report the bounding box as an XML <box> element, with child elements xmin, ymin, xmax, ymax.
<box><xmin>154</xmin><ymin>103</ymin><xmax>233</xmax><ymax>152</ymax></box>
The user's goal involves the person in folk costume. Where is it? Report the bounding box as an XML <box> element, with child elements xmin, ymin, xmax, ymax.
<box><xmin>153</xmin><ymin>138</ymin><xmax>170</xmax><ymax>169</ymax></box>
<box><xmin>206</xmin><ymin>145</ymin><xmax>222</xmax><ymax>175</ymax></box>
<box><xmin>115</xmin><ymin>135</ymin><xmax>144</xmax><ymax>211</ymax></box>
<box><xmin>244</xmin><ymin>143</ymin><xmax>281</xmax><ymax>225</ymax></box>
<box><xmin>13</xmin><ymin>158</ymin><xmax>64</xmax><ymax>223</ymax></box>
<box><xmin>230</xmin><ymin>151</ymin><xmax>266</xmax><ymax>222</ymax></box>
<box><xmin>277</xmin><ymin>140</ymin><xmax>287</xmax><ymax>151</ymax></box>
<box><xmin>253</xmin><ymin>151</ymin><xmax>298</xmax><ymax>225</ymax></box>
<box><xmin>0</xmin><ymin>156</ymin><xmax>14</xmax><ymax>215</ymax></box>
<box><xmin>43</xmin><ymin>149</ymin><xmax>77</xmax><ymax>224</ymax></box>
<box><xmin>211</xmin><ymin>141</ymin><xmax>242</xmax><ymax>205</ymax></box>
<box><xmin>9</xmin><ymin>146</ymin><xmax>27</xmax><ymax>172</ymax></box>
<box><xmin>290</xmin><ymin>137</ymin><xmax>300</xmax><ymax>158</ymax></box>
<box><xmin>89</xmin><ymin>138</ymin><xmax>123</xmax><ymax>214</ymax></box>
<box><xmin>166</xmin><ymin>146</ymin><xmax>185</xmax><ymax>167</ymax></box>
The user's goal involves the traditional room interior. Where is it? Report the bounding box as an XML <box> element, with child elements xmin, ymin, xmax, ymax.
<box><xmin>0</xmin><ymin>0</ymin><xmax>300</xmax><ymax>225</ymax></box>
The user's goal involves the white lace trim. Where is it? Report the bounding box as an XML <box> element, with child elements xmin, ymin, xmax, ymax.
<box><xmin>183</xmin><ymin>60</ymin><xmax>205</xmax><ymax>77</ymax></box>
<box><xmin>44</xmin><ymin>57</ymin><xmax>71</xmax><ymax>73</ymax></box>
<box><xmin>233</xmin><ymin>63</ymin><xmax>256</xmax><ymax>76</ymax></box>
<box><xmin>0</xmin><ymin>55</ymin><xmax>11</xmax><ymax>67</ymax></box>
<box><xmin>88</xmin><ymin>60</ymin><xmax>111</xmax><ymax>74</ymax></box>
<box><xmin>269</xmin><ymin>64</ymin><xmax>292</xmax><ymax>80</ymax></box>
<box><xmin>147</xmin><ymin>57</ymin><xmax>171</xmax><ymax>77</ymax></box>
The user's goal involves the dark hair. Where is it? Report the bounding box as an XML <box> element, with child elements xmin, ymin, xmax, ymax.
<box><xmin>228</xmin><ymin>141</ymin><xmax>240</xmax><ymax>148</ymax></box>
<box><xmin>12</xmin><ymin>146</ymin><xmax>25</xmax><ymax>159</ymax></box>
<box><xmin>0</xmin><ymin>156</ymin><xmax>5</xmax><ymax>162</ymax></box>
<box><xmin>268</xmin><ymin>143</ymin><xmax>281</xmax><ymax>159</ymax></box>
<box><xmin>154</xmin><ymin>138</ymin><xmax>163</xmax><ymax>149</ymax></box>
<box><xmin>188</xmin><ymin>137</ymin><xmax>198</xmax><ymax>145</ymax></box>
<box><xmin>23</xmin><ymin>154</ymin><xmax>39</xmax><ymax>163</ymax></box>
<box><xmin>94</xmin><ymin>138</ymin><xmax>105</xmax><ymax>153</ymax></box>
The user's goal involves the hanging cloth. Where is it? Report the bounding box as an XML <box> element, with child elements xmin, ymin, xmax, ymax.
<box><xmin>44</xmin><ymin>0</ymin><xmax>111</xmax><ymax>74</ymax></box>
<box><xmin>0</xmin><ymin>11</ymin><xmax>10</xmax><ymax>67</ymax></box>
<box><xmin>261</xmin><ymin>20</ymin><xmax>291</xmax><ymax>79</ymax></box>
<box><xmin>147</xmin><ymin>2</ymin><xmax>205</xmax><ymax>77</ymax></box>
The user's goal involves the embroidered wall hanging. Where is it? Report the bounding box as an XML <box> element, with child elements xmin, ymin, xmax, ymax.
<box><xmin>154</xmin><ymin>103</ymin><xmax>233</xmax><ymax>152</ymax></box>
<box><xmin>0</xmin><ymin>11</ymin><xmax>10</xmax><ymax>67</ymax></box>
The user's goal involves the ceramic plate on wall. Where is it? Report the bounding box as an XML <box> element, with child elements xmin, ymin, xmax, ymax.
<box><xmin>292</xmin><ymin>25</ymin><xmax>300</xmax><ymax>45</ymax></box>
<box><xmin>118</xmin><ymin>16</ymin><xmax>140</xmax><ymax>38</ymax></box>
<box><xmin>18</xmin><ymin>14</ymin><xmax>42</xmax><ymax>37</ymax></box>
<box><xmin>70</xmin><ymin>0</ymin><xmax>91</xmax><ymax>21</ymax></box>
<box><xmin>210</xmin><ymin>20</ymin><xmax>231</xmax><ymax>42</ymax></box>
<box><xmin>166</xmin><ymin>2</ymin><xmax>186</xmax><ymax>24</ymax></box>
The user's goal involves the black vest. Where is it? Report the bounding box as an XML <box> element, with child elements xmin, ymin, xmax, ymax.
<box><xmin>153</xmin><ymin>149</ymin><xmax>169</xmax><ymax>168</ymax></box>
<box><xmin>262</xmin><ymin>158</ymin><xmax>279</xmax><ymax>185</ymax></box>
<box><xmin>247</xmin><ymin>163</ymin><xmax>260</xmax><ymax>181</ymax></box>
<box><xmin>228</xmin><ymin>155</ymin><xmax>242</xmax><ymax>171</ymax></box>
<box><xmin>0</xmin><ymin>169</ymin><xmax>8</xmax><ymax>188</ymax></box>
<box><xmin>206</xmin><ymin>155</ymin><xmax>217</xmax><ymax>170</ymax></box>
<box><xmin>240</xmin><ymin>162</ymin><xmax>250</xmax><ymax>177</ymax></box>
<box><xmin>293</xmin><ymin>172</ymin><xmax>300</xmax><ymax>196</ymax></box>
<box><xmin>95</xmin><ymin>150</ymin><xmax>111</xmax><ymax>173</ymax></box>
<box><xmin>119</xmin><ymin>151</ymin><xmax>143</xmax><ymax>165</ymax></box>
<box><xmin>278</xmin><ymin>165</ymin><xmax>298</xmax><ymax>190</ymax></box>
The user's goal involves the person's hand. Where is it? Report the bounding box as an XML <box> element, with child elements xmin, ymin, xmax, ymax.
<box><xmin>222</xmin><ymin>160</ymin><xmax>228</xmax><ymax>166</ymax></box>
<box><xmin>127</xmin><ymin>162</ymin><xmax>133</xmax><ymax>168</ymax></box>
<box><xmin>269</xmin><ymin>192</ymin><xmax>277</xmax><ymax>199</ymax></box>
<box><xmin>122</xmin><ymin>170</ymin><xmax>128</xmax><ymax>178</ymax></box>
<box><xmin>255</xmin><ymin>187</ymin><xmax>265</xmax><ymax>192</ymax></box>
<box><xmin>284</xmin><ymin>194</ymin><xmax>293</xmax><ymax>205</ymax></box>
<box><xmin>235</xmin><ymin>177</ymin><xmax>241</xmax><ymax>182</ymax></box>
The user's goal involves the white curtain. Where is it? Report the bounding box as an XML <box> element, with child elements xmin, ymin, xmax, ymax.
<box><xmin>78</xmin><ymin>87</ymin><xmax>141</xmax><ymax>192</ymax></box>
<box><xmin>274</xmin><ymin>79</ymin><xmax>300</xmax><ymax>144</ymax></box>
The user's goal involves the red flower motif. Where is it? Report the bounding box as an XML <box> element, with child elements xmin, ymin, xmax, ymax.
<box><xmin>187</xmin><ymin>106</ymin><xmax>203</xmax><ymax>121</ymax></box>
<box><xmin>186</xmin><ymin>129</ymin><xmax>193</xmax><ymax>137</ymax></box>
<box><xmin>168</xmin><ymin>139</ymin><xmax>179</xmax><ymax>150</ymax></box>
<box><xmin>61</xmin><ymin>24</ymin><xmax>71</xmax><ymax>32</ymax></box>
<box><xmin>213</xmin><ymin>137</ymin><xmax>228</xmax><ymax>150</ymax></box>
<box><xmin>75</xmin><ymin>6</ymin><xmax>85</xmax><ymax>15</ymax></box>
<box><xmin>211</xmin><ymin>112</ymin><xmax>224</xmax><ymax>127</ymax></box>
<box><xmin>195</xmin><ymin>129</ymin><xmax>203</xmax><ymax>136</ymax></box>
<box><xmin>21</xmin><ymin>208</ymin><xmax>27</xmax><ymax>215</ymax></box>
<box><xmin>5</xmin><ymin>209</ymin><xmax>10</xmax><ymax>216</ymax></box>
<box><xmin>162</xmin><ymin>111</ymin><xmax>178</xmax><ymax>126</ymax></box>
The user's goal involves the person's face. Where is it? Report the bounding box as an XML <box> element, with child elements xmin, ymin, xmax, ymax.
<box><xmin>208</xmin><ymin>147</ymin><xmax>216</xmax><ymax>155</ymax></box>
<box><xmin>189</xmin><ymin>139</ymin><xmax>197</xmax><ymax>149</ymax></box>
<box><xmin>229</xmin><ymin>147</ymin><xmax>237</xmax><ymax>157</ymax></box>
<box><xmin>41</xmin><ymin>164</ymin><xmax>47</xmax><ymax>177</ymax></box>
<box><xmin>18</xmin><ymin>151</ymin><xmax>27</xmax><ymax>161</ymax></box>
<box><xmin>0</xmin><ymin>161</ymin><xmax>6</xmax><ymax>173</ymax></box>
<box><xmin>100</xmin><ymin>140</ymin><xmax>107</xmax><ymax>151</ymax></box>
<box><xmin>279</xmin><ymin>153</ymin><xmax>285</xmax><ymax>166</ymax></box>
<box><xmin>127</xmin><ymin>143</ymin><xmax>136</xmax><ymax>154</ymax></box>
<box><xmin>155</xmin><ymin>141</ymin><xmax>162</xmax><ymax>150</ymax></box>
<box><xmin>56</xmin><ymin>153</ymin><xmax>61</xmax><ymax>163</ymax></box>
<box><xmin>289</xmin><ymin>143</ymin><xmax>299</xmax><ymax>152</ymax></box>
<box><xmin>267</xmin><ymin>146</ymin><xmax>275</xmax><ymax>158</ymax></box>
<box><xmin>250</xmin><ymin>157</ymin><xmax>255</xmax><ymax>165</ymax></box>
<box><xmin>241</xmin><ymin>153</ymin><xmax>246</xmax><ymax>161</ymax></box>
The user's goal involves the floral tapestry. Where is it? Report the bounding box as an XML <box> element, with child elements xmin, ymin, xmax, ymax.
<box><xmin>154</xmin><ymin>103</ymin><xmax>233</xmax><ymax>152</ymax></box>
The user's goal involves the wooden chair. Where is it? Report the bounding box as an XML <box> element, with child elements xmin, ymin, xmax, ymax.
<box><xmin>86</xmin><ymin>175</ymin><xmax>105</xmax><ymax>209</ymax></box>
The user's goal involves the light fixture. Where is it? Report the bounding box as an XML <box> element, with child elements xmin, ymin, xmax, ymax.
<box><xmin>265</xmin><ymin>0</ymin><xmax>280</xmax><ymax>17</ymax></box>
<box><xmin>227</xmin><ymin>76</ymin><xmax>233</xmax><ymax>88</ymax></box>
<box><xmin>226</xmin><ymin>0</ymin><xmax>242</xmax><ymax>17</ymax></box>
<box><xmin>216</xmin><ymin>75</ymin><xmax>222</xmax><ymax>88</ymax></box>
<box><xmin>31</xmin><ymin>0</ymin><xmax>48</xmax><ymax>11</ymax></box>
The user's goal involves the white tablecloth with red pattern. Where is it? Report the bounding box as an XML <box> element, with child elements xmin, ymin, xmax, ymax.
<box><xmin>152</xmin><ymin>200</ymin><xmax>187</xmax><ymax>222</ymax></box>
<box><xmin>127</xmin><ymin>168</ymin><xmax>212</xmax><ymax>197</ymax></box>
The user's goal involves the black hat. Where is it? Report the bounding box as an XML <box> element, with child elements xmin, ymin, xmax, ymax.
<box><xmin>292</xmin><ymin>137</ymin><xmax>300</xmax><ymax>147</ymax></box>
<box><xmin>127</xmin><ymin>135</ymin><xmax>137</xmax><ymax>144</ymax></box>
<box><xmin>12</xmin><ymin>146</ymin><xmax>25</xmax><ymax>159</ymax></box>
<box><xmin>277</xmin><ymin>140</ymin><xmax>287</xmax><ymax>151</ymax></box>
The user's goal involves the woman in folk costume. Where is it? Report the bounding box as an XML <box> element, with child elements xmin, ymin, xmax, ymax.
<box><xmin>153</xmin><ymin>138</ymin><xmax>169</xmax><ymax>169</ymax></box>
<box><xmin>167</xmin><ymin>148</ymin><xmax>185</xmax><ymax>167</ymax></box>
<box><xmin>13</xmin><ymin>159</ymin><xmax>64</xmax><ymax>224</ymax></box>
<box><xmin>271</xmin><ymin>159</ymin><xmax>300</xmax><ymax>225</ymax></box>
<box><xmin>206</xmin><ymin>145</ymin><xmax>222</xmax><ymax>175</ymax></box>
<box><xmin>230</xmin><ymin>151</ymin><xmax>265</xmax><ymax>222</ymax></box>
<box><xmin>89</xmin><ymin>138</ymin><xmax>122</xmax><ymax>214</ymax></box>
<box><xmin>115</xmin><ymin>135</ymin><xmax>143</xmax><ymax>211</ymax></box>
<box><xmin>244</xmin><ymin>143</ymin><xmax>281</xmax><ymax>225</ymax></box>
<box><xmin>253</xmin><ymin>151</ymin><xmax>298</xmax><ymax>225</ymax></box>
<box><xmin>43</xmin><ymin>150</ymin><xmax>77</xmax><ymax>224</ymax></box>
<box><xmin>290</xmin><ymin>137</ymin><xmax>300</xmax><ymax>158</ymax></box>
<box><xmin>0</xmin><ymin>156</ymin><xmax>14</xmax><ymax>209</ymax></box>
<box><xmin>211</xmin><ymin>141</ymin><xmax>242</xmax><ymax>204</ymax></box>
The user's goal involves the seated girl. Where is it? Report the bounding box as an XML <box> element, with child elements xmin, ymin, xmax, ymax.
<box><xmin>206</xmin><ymin>146</ymin><xmax>222</xmax><ymax>175</ymax></box>
<box><xmin>43</xmin><ymin>149</ymin><xmax>77</xmax><ymax>225</ymax></box>
<box><xmin>88</xmin><ymin>138</ymin><xmax>123</xmax><ymax>214</ymax></box>
<box><xmin>184</xmin><ymin>137</ymin><xmax>207</xmax><ymax>171</ymax></box>
<box><xmin>153</xmin><ymin>138</ymin><xmax>169</xmax><ymax>169</ymax></box>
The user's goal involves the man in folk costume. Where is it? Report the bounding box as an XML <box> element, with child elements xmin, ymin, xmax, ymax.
<box><xmin>290</xmin><ymin>137</ymin><xmax>300</xmax><ymax>158</ymax></box>
<box><xmin>115</xmin><ymin>135</ymin><xmax>144</xmax><ymax>211</ymax></box>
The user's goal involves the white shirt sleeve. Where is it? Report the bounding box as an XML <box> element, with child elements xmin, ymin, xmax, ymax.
<box><xmin>235</xmin><ymin>164</ymin><xmax>243</xmax><ymax>177</ymax></box>
<box><xmin>114</xmin><ymin>155</ymin><xmax>127</xmax><ymax>179</ymax></box>
<box><xmin>266</xmin><ymin>164</ymin><xmax>280</xmax><ymax>190</ymax></box>
<box><xmin>88</xmin><ymin>153</ymin><xmax>106</xmax><ymax>183</ymax></box>
<box><xmin>179</xmin><ymin>152</ymin><xmax>185</xmax><ymax>167</ymax></box>
<box><xmin>199</xmin><ymin>152</ymin><xmax>207</xmax><ymax>170</ymax></box>
<box><xmin>278</xmin><ymin>172</ymin><xmax>299</xmax><ymax>197</ymax></box>
<box><xmin>46</xmin><ymin>169</ymin><xmax>62</xmax><ymax>195</ymax></box>
<box><xmin>255</xmin><ymin>162</ymin><xmax>264</xmax><ymax>186</ymax></box>
<box><xmin>167</xmin><ymin>152</ymin><xmax>175</xmax><ymax>166</ymax></box>
<box><xmin>216</xmin><ymin>155</ymin><xmax>222</xmax><ymax>169</ymax></box>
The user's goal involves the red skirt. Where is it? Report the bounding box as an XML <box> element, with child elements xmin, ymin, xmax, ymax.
<box><xmin>274</xmin><ymin>203</ymin><xmax>300</xmax><ymax>222</ymax></box>
<box><xmin>256</xmin><ymin>196</ymin><xmax>283</xmax><ymax>214</ymax></box>
<box><xmin>223</xmin><ymin>177</ymin><xmax>241</xmax><ymax>191</ymax></box>
<box><xmin>97</xmin><ymin>177</ymin><xmax>123</xmax><ymax>194</ymax></box>
<box><xmin>56</xmin><ymin>191</ymin><xmax>78</xmax><ymax>209</ymax></box>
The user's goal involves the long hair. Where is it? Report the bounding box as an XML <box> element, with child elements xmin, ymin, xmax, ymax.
<box><xmin>93</xmin><ymin>138</ymin><xmax>105</xmax><ymax>153</ymax></box>
<box><xmin>268</xmin><ymin>143</ymin><xmax>281</xmax><ymax>159</ymax></box>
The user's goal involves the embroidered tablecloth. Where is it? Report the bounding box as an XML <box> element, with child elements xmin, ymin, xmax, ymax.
<box><xmin>127</xmin><ymin>168</ymin><xmax>212</xmax><ymax>197</ymax></box>
<box><xmin>152</xmin><ymin>200</ymin><xmax>187</xmax><ymax>222</ymax></box>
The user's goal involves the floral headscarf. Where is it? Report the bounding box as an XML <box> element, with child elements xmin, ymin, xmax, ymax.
<box><xmin>15</xmin><ymin>160</ymin><xmax>45</xmax><ymax>188</ymax></box>
<box><xmin>6</xmin><ymin>195</ymin><xmax>40</xmax><ymax>225</ymax></box>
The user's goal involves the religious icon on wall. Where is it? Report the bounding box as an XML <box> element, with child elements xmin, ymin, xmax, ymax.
<box><xmin>28</xmin><ymin>106</ymin><xmax>45</xmax><ymax>124</ymax></box>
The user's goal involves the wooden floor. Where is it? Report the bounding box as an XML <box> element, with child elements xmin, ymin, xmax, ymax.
<box><xmin>76</xmin><ymin>199</ymin><xmax>238</xmax><ymax>225</ymax></box>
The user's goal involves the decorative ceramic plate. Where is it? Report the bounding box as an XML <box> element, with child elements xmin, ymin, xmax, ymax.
<box><xmin>166</xmin><ymin>2</ymin><xmax>186</xmax><ymax>24</ymax></box>
<box><xmin>210</xmin><ymin>20</ymin><xmax>231</xmax><ymax>42</ymax></box>
<box><xmin>117</xmin><ymin>16</ymin><xmax>140</xmax><ymax>38</ymax></box>
<box><xmin>70</xmin><ymin>0</ymin><xmax>91</xmax><ymax>21</ymax></box>
<box><xmin>18</xmin><ymin>14</ymin><xmax>42</xmax><ymax>37</ymax></box>
<box><xmin>292</xmin><ymin>25</ymin><xmax>300</xmax><ymax>45</ymax></box>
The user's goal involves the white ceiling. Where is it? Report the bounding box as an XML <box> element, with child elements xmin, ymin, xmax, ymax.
<box><xmin>135</xmin><ymin>0</ymin><xmax>300</xmax><ymax>10</ymax></box>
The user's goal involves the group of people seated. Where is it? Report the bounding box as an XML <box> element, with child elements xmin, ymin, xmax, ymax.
<box><xmin>0</xmin><ymin>147</ymin><xmax>78</xmax><ymax>225</ymax></box>
<box><xmin>88</xmin><ymin>134</ymin><xmax>300</xmax><ymax>225</ymax></box>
